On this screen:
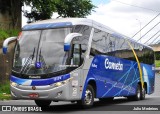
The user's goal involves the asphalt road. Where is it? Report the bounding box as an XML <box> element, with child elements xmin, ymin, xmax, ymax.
<box><xmin>0</xmin><ymin>74</ymin><xmax>160</xmax><ymax>114</ymax></box>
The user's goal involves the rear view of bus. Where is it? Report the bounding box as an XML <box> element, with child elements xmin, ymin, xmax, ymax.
<box><xmin>3</xmin><ymin>18</ymin><xmax>155</xmax><ymax>108</ymax></box>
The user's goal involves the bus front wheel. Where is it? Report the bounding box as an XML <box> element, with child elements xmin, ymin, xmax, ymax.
<box><xmin>77</xmin><ymin>85</ymin><xmax>95</xmax><ymax>108</ymax></box>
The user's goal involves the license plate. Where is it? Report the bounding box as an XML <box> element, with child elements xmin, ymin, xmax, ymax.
<box><xmin>29</xmin><ymin>93</ymin><xmax>39</xmax><ymax>98</ymax></box>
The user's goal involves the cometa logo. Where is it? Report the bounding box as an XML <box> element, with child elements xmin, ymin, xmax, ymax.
<box><xmin>105</xmin><ymin>58</ymin><xmax>123</xmax><ymax>71</ymax></box>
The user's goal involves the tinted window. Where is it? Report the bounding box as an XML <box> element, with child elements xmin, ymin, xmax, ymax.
<box><xmin>90</xmin><ymin>28</ymin><xmax>154</xmax><ymax>65</ymax></box>
<box><xmin>90</xmin><ymin>28</ymin><xmax>106</xmax><ymax>56</ymax></box>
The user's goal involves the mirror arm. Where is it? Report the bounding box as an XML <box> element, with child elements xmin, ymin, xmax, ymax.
<box><xmin>64</xmin><ymin>33</ymin><xmax>82</xmax><ymax>51</ymax></box>
<box><xmin>3</xmin><ymin>37</ymin><xmax>17</xmax><ymax>54</ymax></box>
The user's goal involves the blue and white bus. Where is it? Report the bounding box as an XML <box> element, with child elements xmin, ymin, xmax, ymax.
<box><xmin>3</xmin><ymin>18</ymin><xmax>155</xmax><ymax>108</ymax></box>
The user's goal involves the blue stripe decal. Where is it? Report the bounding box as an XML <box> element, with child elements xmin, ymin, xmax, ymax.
<box><xmin>102</xmin><ymin>62</ymin><xmax>138</xmax><ymax>97</ymax></box>
<box><xmin>127</xmin><ymin>67</ymin><xmax>138</xmax><ymax>96</ymax></box>
<box><xmin>10</xmin><ymin>74</ymin><xmax>70</xmax><ymax>86</ymax></box>
<box><xmin>22</xmin><ymin>22</ymin><xmax>72</xmax><ymax>30</ymax></box>
<box><xmin>10</xmin><ymin>76</ymin><xmax>28</xmax><ymax>85</ymax></box>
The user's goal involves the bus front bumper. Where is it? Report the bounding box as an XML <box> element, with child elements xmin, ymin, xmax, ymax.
<box><xmin>10</xmin><ymin>81</ymin><xmax>75</xmax><ymax>101</ymax></box>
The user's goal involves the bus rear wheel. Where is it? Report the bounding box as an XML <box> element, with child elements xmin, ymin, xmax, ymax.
<box><xmin>77</xmin><ymin>85</ymin><xmax>95</xmax><ymax>108</ymax></box>
<box><xmin>34</xmin><ymin>100</ymin><xmax>51</xmax><ymax>107</ymax></box>
<box><xmin>140</xmin><ymin>86</ymin><xmax>146</xmax><ymax>100</ymax></box>
<box><xmin>128</xmin><ymin>84</ymin><xmax>141</xmax><ymax>101</ymax></box>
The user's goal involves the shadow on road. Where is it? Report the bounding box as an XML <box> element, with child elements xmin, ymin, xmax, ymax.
<box><xmin>41</xmin><ymin>98</ymin><xmax>138</xmax><ymax>112</ymax></box>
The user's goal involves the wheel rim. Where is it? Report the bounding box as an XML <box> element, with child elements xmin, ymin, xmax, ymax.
<box><xmin>84</xmin><ymin>89</ymin><xmax>93</xmax><ymax>105</ymax></box>
<box><xmin>137</xmin><ymin>87</ymin><xmax>140</xmax><ymax>99</ymax></box>
<box><xmin>142</xmin><ymin>89</ymin><xmax>145</xmax><ymax>98</ymax></box>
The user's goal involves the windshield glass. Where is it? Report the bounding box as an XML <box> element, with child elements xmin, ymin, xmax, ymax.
<box><xmin>13</xmin><ymin>28</ymin><xmax>71</xmax><ymax>76</ymax></box>
<box><xmin>13</xmin><ymin>25</ymin><xmax>91</xmax><ymax>78</ymax></box>
<box><xmin>39</xmin><ymin>28</ymin><xmax>71</xmax><ymax>73</ymax></box>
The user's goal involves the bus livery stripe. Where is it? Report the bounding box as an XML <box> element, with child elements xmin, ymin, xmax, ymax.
<box><xmin>10</xmin><ymin>74</ymin><xmax>70</xmax><ymax>86</ymax></box>
<box><xmin>127</xmin><ymin>41</ymin><xmax>144</xmax><ymax>89</ymax></box>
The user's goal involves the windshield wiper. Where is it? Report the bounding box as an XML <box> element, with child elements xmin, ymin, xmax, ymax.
<box><xmin>38</xmin><ymin>48</ymin><xmax>47</xmax><ymax>70</ymax></box>
<box><xmin>20</xmin><ymin>47</ymin><xmax>35</xmax><ymax>75</ymax></box>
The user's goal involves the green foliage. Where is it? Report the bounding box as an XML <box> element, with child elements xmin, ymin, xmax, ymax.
<box><xmin>155</xmin><ymin>52</ymin><xmax>160</xmax><ymax>60</ymax></box>
<box><xmin>0</xmin><ymin>29</ymin><xmax>19</xmax><ymax>41</ymax></box>
<box><xmin>22</xmin><ymin>0</ymin><xmax>56</xmax><ymax>20</ymax></box>
<box><xmin>55</xmin><ymin>0</ymin><xmax>96</xmax><ymax>18</ymax></box>
<box><xmin>0</xmin><ymin>30</ymin><xmax>9</xmax><ymax>40</ymax></box>
<box><xmin>22</xmin><ymin>0</ymin><xmax>96</xmax><ymax>21</ymax></box>
<box><xmin>0</xmin><ymin>81</ymin><xmax>10</xmax><ymax>94</ymax></box>
<box><xmin>0</xmin><ymin>94</ymin><xmax>11</xmax><ymax>100</ymax></box>
<box><xmin>155</xmin><ymin>60</ymin><xmax>160</xmax><ymax>67</ymax></box>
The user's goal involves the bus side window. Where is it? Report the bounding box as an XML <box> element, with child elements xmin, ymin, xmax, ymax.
<box><xmin>90</xmin><ymin>28</ymin><xmax>106</xmax><ymax>56</ymax></box>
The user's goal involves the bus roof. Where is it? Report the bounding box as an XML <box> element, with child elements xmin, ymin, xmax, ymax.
<box><xmin>22</xmin><ymin>18</ymin><xmax>115</xmax><ymax>32</ymax></box>
<box><xmin>22</xmin><ymin>18</ymin><xmax>153</xmax><ymax>50</ymax></box>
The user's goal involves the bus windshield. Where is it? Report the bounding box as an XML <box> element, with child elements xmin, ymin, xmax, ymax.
<box><xmin>13</xmin><ymin>28</ymin><xmax>73</xmax><ymax>76</ymax></box>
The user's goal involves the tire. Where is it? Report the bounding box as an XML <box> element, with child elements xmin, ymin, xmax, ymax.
<box><xmin>140</xmin><ymin>86</ymin><xmax>146</xmax><ymax>100</ymax></box>
<box><xmin>99</xmin><ymin>97</ymin><xmax>114</xmax><ymax>102</ymax></box>
<box><xmin>34</xmin><ymin>100</ymin><xmax>51</xmax><ymax>107</ymax></box>
<box><xmin>128</xmin><ymin>84</ymin><xmax>141</xmax><ymax>101</ymax></box>
<box><xmin>77</xmin><ymin>85</ymin><xmax>95</xmax><ymax>108</ymax></box>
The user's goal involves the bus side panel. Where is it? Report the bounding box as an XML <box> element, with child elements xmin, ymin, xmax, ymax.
<box><xmin>141</xmin><ymin>63</ymin><xmax>155</xmax><ymax>94</ymax></box>
<box><xmin>99</xmin><ymin>55</ymin><xmax>140</xmax><ymax>98</ymax></box>
<box><xmin>82</xmin><ymin>55</ymin><xmax>140</xmax><ymax>99</ymax></box>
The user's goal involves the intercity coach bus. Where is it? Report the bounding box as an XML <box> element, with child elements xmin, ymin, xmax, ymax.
<box><xmin>3</xmin><ymin>18</ymin><xmax>155</xmax><ymax>108</ymax></box>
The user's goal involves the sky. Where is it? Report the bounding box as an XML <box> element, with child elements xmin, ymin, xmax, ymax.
<box><xmin>22</xmin><ymin>0</ymin><xmax>160</xmax><ymax>45</ymax></box>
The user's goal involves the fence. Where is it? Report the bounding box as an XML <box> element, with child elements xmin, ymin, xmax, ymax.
<box><xmin>0</xmin><ymin>41</ymin><xmax>15</xmax><ymax>84</ymax></box>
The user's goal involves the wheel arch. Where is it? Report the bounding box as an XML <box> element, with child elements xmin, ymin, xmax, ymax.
<box><xmin>138</xmin><ymin>81</ymin><xmax>147</xmax><ymax>94</ymax></box>
<box><xmin>88</xmin><ymin>80</ymin><xmax>97</xmax><ymax>98</ymax></box>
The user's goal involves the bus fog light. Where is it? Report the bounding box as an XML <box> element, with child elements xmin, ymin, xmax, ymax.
<box><xmin>57</xmin><ymin>91</ymin><xmax>62</xmax><ymax>97</ymax></box>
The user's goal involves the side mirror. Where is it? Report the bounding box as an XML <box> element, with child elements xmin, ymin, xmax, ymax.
<box><xmin>64</xmin><ymin>33</ymin><xmax>82</xmax><ymax>51</ymax></box>
<box><xmin>3</xmin><ymin>37</ymin><xmax>17</xmax><ymax>54</ymax></box>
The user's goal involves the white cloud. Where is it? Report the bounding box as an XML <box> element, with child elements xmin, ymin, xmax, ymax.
<box><xmin>88</xmin><ymin>0</ymin><xmax>160</xmax><ymax>44</ymax></box>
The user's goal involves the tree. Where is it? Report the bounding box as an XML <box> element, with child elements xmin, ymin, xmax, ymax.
<box><xmin>22</xmin><ymin>0</ymin><xmax>95</xmax><ymax>22</ymax></box>
<box><xmin>22</xmin><ymin>0</ymin><xmax>56</xmax><ymax>21</ymax></box>
<box><xmin>0</xmin><ymin>0</ymin><xmax>21</xmax><ymax>29</ymax></box>
<box><xmin>54</xmin><ymin>0</ymin><xmax>95</xmax><ymax>18</ymax></box>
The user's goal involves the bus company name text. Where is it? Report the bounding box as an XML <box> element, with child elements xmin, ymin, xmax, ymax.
<box><xmin>105</xmin><ymin>58</ymin><xmax>123</xmax><ymax>71</ymax></box>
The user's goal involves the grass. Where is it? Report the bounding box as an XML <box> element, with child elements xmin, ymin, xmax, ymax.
<box><xmin>0</xmin><ymin>93</ymin><xmax>11</xmax><ymax>100</ymax></box>
<box><xmin>0</xmin><ymin>29</ymin><xmax>19</xmax><ymax>41</ymax></box>
<box><xmin>0</xmin><ymin>81</ymin><xmax>11</xmax><ymax>100</ymax></box>
<box><xmin>155</xmin><ymin>60</ymin><xmax>160</xmax><ymax>67</ymax></box>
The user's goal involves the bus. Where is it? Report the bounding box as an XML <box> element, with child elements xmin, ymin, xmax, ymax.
<box><xmin>3</xmin><ymin>18</ymin><xmax>155</xmax><ymax>108</ymax></box>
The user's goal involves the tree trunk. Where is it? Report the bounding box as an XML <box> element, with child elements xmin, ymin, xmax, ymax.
<box><xmin>0</xmin><ymin>0</ymin><xmax>21</xmax><ymax>30</ymax></box>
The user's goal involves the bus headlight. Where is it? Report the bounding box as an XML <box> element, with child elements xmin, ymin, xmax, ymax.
<box><xmin>55</xmin><ymin>82</ymin><xmax>63</xmax><ymax>87</ymax></box>
<box><xmin>53</xmin><ymin>78</ymin><xmax>72</xmax><ymax>87</ymax></box>
<box><xmin>10</xmin><ymin>81</ymin><xmax>18</xmax><ymax>87</ymax></box>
